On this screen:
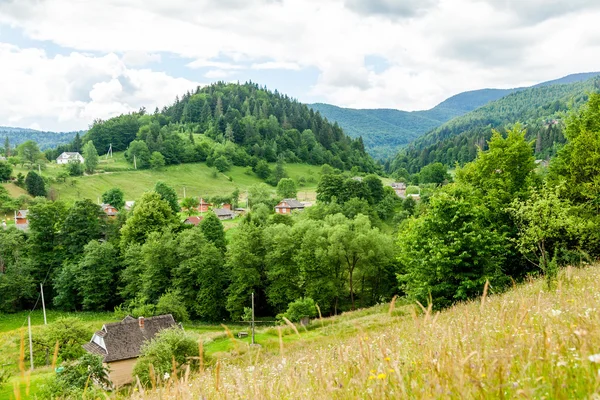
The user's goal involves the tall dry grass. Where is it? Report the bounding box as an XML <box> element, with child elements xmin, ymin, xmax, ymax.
<box><xmin>128</xmin><ymin>265</ymin><xmax>600</xmax><ymax>399</ymax></box>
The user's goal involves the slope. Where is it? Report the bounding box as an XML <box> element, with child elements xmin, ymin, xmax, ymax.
<box><xmin>391</xmin><ymin>75</ymin><xmax>600</xmax><ymax>173</ymax></box>
<box><xmin>310</xmin><ymin>72</ymin><xmax>599</xmax><ymax>160</ymax></box>
<box><xmin>114</xmin><ymin>264</ymin><xmax>600</xmax><ymax>399</ymax></box>
<box><xmin>0</xmin><ymin>126</ymin><xmax>80</xmax><ymax>150</ymax></box>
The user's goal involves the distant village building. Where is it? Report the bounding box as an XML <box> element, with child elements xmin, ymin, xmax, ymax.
<box><xmin>221</xmin><ymin>203</ymin><xmax>232</xmax><ymax>211</ymax></box>
<box><xmin>213</xmin><ymin>208</ymin><xmax>235</xmax><ymax>220</ymax></box>
<box><xmin>184</xmin><ymin>216</ymin><xmax>203</xmax><ymax>226</ymax></box>
<box><xmin>407</xmin><ymin>193</ymin><xmax>421</xmax><ymax>201</ymax></box>
<box><xmin>391</xmin><ymin>182</ymin><xmax>407</xmax><ymax>198</ymax></box>
<box><xmin>56</xmin><ymin>152</ymin><xmax>84</xmax><ymax>165</ymax></box>
<box><xmin>0</xmin><ymin>156</ymin><xmax>6</xmax><ymax>162</ymax></box>
<box><xmin>275</xmin><ymin>199</ymin><xmax>305</xmax><ymax>214</ymax></box>
<box><xmin>535</xmin><ymin>159</ymin><xmax>550</xmax><ymax>168</ymax></box>
<box><xmin>14</xmin><ymin>210</ymin><xmax>29</xmax><ymax>230</ymax></box>
<box><xmin>124</xmin><ymin>201</ymin><xmax>135</xmax><ymax>212</ymax></box>
<box><xmin>198</xmin><ymin>198</ymin><xmax>212</xmax><ymax>213</ymax></box>
<box><xmin>101</xmin><ymin>204</ymin><xmax>118</xmax><ymax>217</ymax></box>
<box><xmin>83</xmin><ymin>315</ymin><xmax>178</xmax><ymax>387</ymax></box>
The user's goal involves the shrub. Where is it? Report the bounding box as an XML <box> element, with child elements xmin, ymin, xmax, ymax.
<box><xmin>282</xmin><ymin>297</ymin><xmax>317</xmax><ymax>323</ymax></box>
<box><xmin>42</xmin><ymin>353</ymin><xmax>110</xmax><ymax>398</ymax></box>
<box><xmin>133</xmin><ymin>327</ymin><xmax>201</xmax><ymax>386</ymax></box>
<box><xmin>156</xmin><ymin>291</ymin><xmax>189</xmax><ymax>322</ymax></box>
<box><xmin>65</xmin><ymin>161</ymin><xmax>84</xmax><ymax>176</ymax></box>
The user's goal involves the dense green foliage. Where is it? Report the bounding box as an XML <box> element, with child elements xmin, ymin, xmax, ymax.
<box><xmin>102</xmin><ymin>187</ymin><xmax>125</xmax><ymax>210</ymax></box>
<box><xmin>77</xmin><ymin>82</ymin><xmax>376</xmax><ymax>174</ymax></box>
<box><xmin>25</xmin><ymin>171</ymin><xmax>46</xmax><ymax>196</ymax></box>
<box><xmin>0</xmin><ymin>127</ymin><xmax>79</xmax><ymax>153</ymax></box>
<box><xmin>42</xmin><ymin>353</ymin><xmax>110</xmax><ymax>398</ymax></box>
<box><xmin>133</xmin><ymin>327</ymin><xmax>201</xmax><ymax>386</ymax></box>
<box><xmin>390</xmin><ymin>76</ymin><xmax>600</xmax><ymax>173</ymax></box>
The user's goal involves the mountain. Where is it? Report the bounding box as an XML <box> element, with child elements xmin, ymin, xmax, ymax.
<box><xmin>309</xmin><ymin>72</ymin><xmax>600</xmax><ymax>160</ymax></box>
<box><xmin>0</xmin><ymin>127</ymin><xmax>80</xmax><ymax>151</ymax></box>
<box><xmin>389</xmin><ymin>75</ymin><xmax>600</xmax><ymax>174</ymax></box>
<box><xmin>76</xmin><ymin>82</ymin><xmax>377</xmax><ymax>174</ymax></box>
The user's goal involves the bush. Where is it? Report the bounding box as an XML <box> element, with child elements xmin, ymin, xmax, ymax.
<box><xmin>32</xmin><ymin>317</ymin><xmax>89</xmax><ymax>364</ymax></box>
<box><xmin>156</xmin><ymin>291</ymin><xmax>189</xmax><ymax>322</ymax></box>
<box><xmin>133</xmin><ymin>327</ymin><xmax>201</xmax><ymax>386</ymax></box>
<box><xmin>42</xmin><ymin>353</ymin><xmax>110</xmax><ymax>398</ymax></box>
<box><xmin>65</xmin><ymin>161</ymin><xmax>84</xmax><ymax>176</ymax></box>
<box><xmin>282</xmin><ymin>297</ymin><xmax>317</xmax><ymax>323</ymax></box>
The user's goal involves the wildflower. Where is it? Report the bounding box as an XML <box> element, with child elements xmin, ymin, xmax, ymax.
<box><xmin>481</xmin><ymin>373</ymin><xmax>486</xmax><ymax>378</ymax></box>
<box><xmin>556</xmin><ymin>361</ymin><xmax>567</xmax><ymax>367</ymax></box>
<box><xmin>588</xmin><ymin>354</ymin><xmax>600</xmax><ymax>363</ymax></box>
<box><xmin>377</xmin><ymin>373</ymin><xmax>387</xmax><ymax>380</ymax></box>
<box><xmin>384</xmin><ymin>357</ymin><xmax>391</xmax><ymax>361</ymax></box>
<box><xmin>368</xmin><ymin>375</ymin><xmax>376</xmax><ymax>380</ymax></box>
<box><xmin>370</xmin><ymin>369</ymin><xmax>376</xmax><ymax>374</ymax></box>
<box><xmin>574</xmin><ymin>329</ymin><xmax>588</xmax><ymax>337</ymax></box>
<box><xmin>550</xmin><ymin>309</ymin><xmax>562</xmax><ymax>317</ymax></box>
<box><xmin>388</xmin><ymin>369</ymin><xmax>395</xmax><ymax>373</ymax></box>
<box><xmin>163</xmin><ymin>372</ymin><xmax>170</xmax><ymax>380</ymax></box>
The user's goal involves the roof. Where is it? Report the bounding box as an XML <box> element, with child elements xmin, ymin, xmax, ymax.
<box><xmin>100</xmin><ymin>204</ymin><xmax>117</xmax><ymax>216</ymax></box>
<box><xmin>276</xmin><ymin>199</ymin><xmax>304</xmax><ymax>209</ymax></box>
<box><xmin>83</xmin><ymin>314</ymin><xmax>178</xmax><ymax>362</ymax></box>
<box><xmin>57</xmin><ymin>152</ymin><xmax>83</xmax><ymax>159</ymax></box>
<box><xmin>213</xmin><ymin>208</ymin><xmax>234</xmax><ymax>217</ymax></box>
<box><xmin>391</xmin><ymin>182</ymin><xmax>406</xmax><ymax>189</ymax></box>
<box><xmin>16</xmin><ymin>210</ymin><xmax>28</xmax><ymax>218</ymax></box>
<box><xmin>184</xmin><ymin>216</ymin><xmax>203</xmax><ymax>225</ymax></box>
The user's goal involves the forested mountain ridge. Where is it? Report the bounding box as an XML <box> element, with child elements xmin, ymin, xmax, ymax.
<box><xmin>76</xmin><ymin>82</ymin><xmax>377</xmax><ymax>173</ymax></box>
<box><xmin>389</xmin><ymin>75</ymin><xmax>600</xmax><ymax>174</ymax></box>
<box><xmin>0</xmin><ymin>126</ymin><xmax>80</xmax><ymax>151</ymax></box>
<box><xmin>310</xmin><ymin>72</ymin><xmax>599</xmax><ymax>159</ymax></box>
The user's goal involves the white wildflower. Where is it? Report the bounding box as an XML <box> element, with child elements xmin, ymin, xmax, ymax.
<box><xmin>163</xmin><ymin>372</ymin><xmax>170</xmax><ymax>380</ymax></box>
<box><xmin>588</xmin><ymin>354</ymin><xmax>600</xmax><ymax>363</ymax></box>
<box><xmin>556</xmin><ymin>361</ymin><xmax>567</xmax><ymax>367</ymax></box>
<box><xmin>550</xmin><ymin>309</ymin><xmax>562</xmax><ymax>317</ymax></box>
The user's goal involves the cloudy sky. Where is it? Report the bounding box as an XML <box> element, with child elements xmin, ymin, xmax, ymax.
<box><xmin>0</xmin><ymin>0</ymin><xmax>599</xmax><ymax>132</ymax></box>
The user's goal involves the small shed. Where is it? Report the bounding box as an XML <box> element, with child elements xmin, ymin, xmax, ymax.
<box><xmin>391</xmin><ymin>182</ymin><xmax>407</xmax><ymax>198</ymax></box>
<box><xmin>213</xmin><ymin>208</ymin><xmax>235</xmax><ymax>220</ymax></box>
<box><xmin>14</xmin><ymin>210</ymin><xmax>29</xmax><ymax>230</ymax></box>
<box><xmin>198</xmin><ymin>198</ymin><xmax>212</xmax><ymax>213</ymax></box>
<box><xmin>275</xmin><ymin>199</ymin><xmax>305</xmax><ymax>214</ymax></box>
<box><xmin>83</xmin><ymin>315</ymin><xmax>178</xmax><ymax>387</ymax></box>
<box><xmin>56</xmin><ymin>152</ymin><xmax>84</xmax><ymax>165</ymax></box>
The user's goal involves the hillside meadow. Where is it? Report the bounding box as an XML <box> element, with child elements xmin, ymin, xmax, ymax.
<box><xmin>3</xmin><ymin>153</ymin><xmax>323</xmax><ymax>204</ymax></box>
<box><xmin>6</xmin><ymin>265</ymin><xmax>600</xmax><ymax>399</ymax></box>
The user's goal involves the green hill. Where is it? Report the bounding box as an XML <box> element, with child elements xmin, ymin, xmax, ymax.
<box><xmin>390</xmin><ymin>75</ymin><xmax>600</xmax><ymax>173</ymax></box>
<box><xmin>310</xmin><ymin>73</ymin><xmax>600</xmax><ymax>160</ymax></box>
<box><xmin>49</xmin><ymin>82</ymin><xmax>378</xmax><ymax>175</ymax></box>
<box><xmin>0</xmin><ymin>126</ymin><xmax>80</xmax><ymax>150</ymax></box>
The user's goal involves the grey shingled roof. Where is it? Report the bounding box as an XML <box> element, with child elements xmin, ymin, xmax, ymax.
<box><xmin>276</xmin><ymin>199</ymin><xmax>304</xmax><ymax>209</ymax></box>
<box><xmin>83</xmin><ymin>314</ymin><xmax>177</xmax><ymax>362</ymax></box>
<box><xmin>213</xmin><ymin>208</ymin><xmax>234</xmax><ymax>217</ymax></box>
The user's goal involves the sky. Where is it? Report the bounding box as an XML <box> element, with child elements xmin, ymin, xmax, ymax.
<box><xmin>0</xmin><ymin>0</ymin><xmax>599</xmax><ymax>132</ymax></box>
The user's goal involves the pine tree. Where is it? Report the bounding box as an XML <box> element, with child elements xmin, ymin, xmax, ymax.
<box><xmin>214</xmin><ymin>97</ymin><xmax>223</xmax><ymax>118</ymax></box>
<box><xmin>4</xmin><ymin>136</ymin><xmax>9</xmax><ymax>157</ymax></box>
<box><xmin>199</xmin><ymin>211</ymin><xmax>227</xmax><ymax>253</ymax></box>
<box><xmin>72</xmin><ymin>133</ymin><xmax>82</xmax><ymax>153</ymax></box>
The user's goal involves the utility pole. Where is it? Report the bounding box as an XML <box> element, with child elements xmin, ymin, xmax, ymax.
<box><xmin>183</xmin><ymin>186</ymin><xmax>186</xmax><ymax>198</ymax></box>
<box><xmin>251</xmin><ymin>292</ymin><xmax>255</xmax><ymax>345</ymax></box>
<box><xmin>40</xmin><ymin>284</ymin><xmax>47</xmax><ymax>325</ymax></box>
<box><xmin>134</xmin><ymin>154</ymin><xmax>137</xmax><ymax>170</ymax></box>
<box><xmin>28</xmin><ymin>315</ymin><xmax>34</xmax><ymax>370</ymax></box>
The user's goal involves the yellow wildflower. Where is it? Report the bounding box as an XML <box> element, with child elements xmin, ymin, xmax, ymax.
<box><xmin>377</xmin><ymin>373</ymin><xmax>387</xmax><ymax>380</ymax></box>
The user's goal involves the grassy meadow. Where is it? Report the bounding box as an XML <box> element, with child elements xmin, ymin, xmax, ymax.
<box><xmin>122</xmin><ymin>264</ymin><xmax>600</xmax><ymax>400</ymax></box>
<box><xmin>2</xmin><ymin>153</ymin><xmax>322</xmax><ymax>205</ymax></box>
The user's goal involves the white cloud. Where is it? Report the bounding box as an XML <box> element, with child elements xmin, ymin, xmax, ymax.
<box><xmin>0</xmin><ymin>0</ymin><xmax>599</xmax><ymax>128</ymax></box>
<box><xmin>0</xmin><ymin>44</ymin><xmax>199</xmax><ymax>131</ymax></box>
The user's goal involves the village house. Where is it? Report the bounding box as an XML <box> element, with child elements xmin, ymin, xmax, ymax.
<box><xmin>221</xmin><ymin>203</ymin><xmax>232</xmax><ymax>210</ymax></box>
<box><xmin>124</xmin><ymin>201</ymin><xmax>135</xmax><ymax>212</ymax></box>
<box><xmin>391</xmin><ymin>182</ymin><xmax>407</xmax><ymax>198</ymax></box>
<box><xmin>56</xmin><ymin>152</ymin><xmax>84</xmax><ymax>165</ymax></box>
<box><xmin>83</xmin><ymin>315</ymin><xmax>178</xmax><ymax>387</ymax></box>
<box><xmin>184</xmin><ymin>215</ymin><xmax>203</xmax><ymax>226</ymax></box>
<box><xmin>14</xmin><ymin>210</ymin><xmax>29</xmax><ymax>230</ymax></box>
<box><xmin>275</xmin><ymin>199</ymin><xmax>305</xmax><ymax>214</ymax></box>
<box><xmin>213</xmin><ymin>208</ymin><xmax>235</xmax><ymax>220</ymax></box>
<box><xmin>101</xmin><ymin>203</ymin><xmax>118</xmax><ymax>218</ymax></box>
<box><xmin>198</xmin><ymin>198</ymin><xmax>212</xmax><ymax>213</ymax></box>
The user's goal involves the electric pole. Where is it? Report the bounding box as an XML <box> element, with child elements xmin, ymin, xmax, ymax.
<box><xmin>251</xmin><ymin>292</ymin><xmax>255</xmax><ymax>345</ymax></box>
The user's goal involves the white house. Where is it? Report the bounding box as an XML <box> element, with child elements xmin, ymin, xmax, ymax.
<box><xmin>56</xmin><ymin>152</ymin><xmax>84</xmax><ymax>165</ymax></box>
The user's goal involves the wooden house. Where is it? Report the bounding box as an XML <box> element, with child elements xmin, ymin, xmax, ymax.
<box><xmin>275</xmin><ymin>199</ymin><xmax>305</xmax><ymax>214</ymax></box>
<box><xmin>221</xmin><ymin>203</ymin><xmax>232</xmax><ymax>210</ymax></box>
<box><xmin>101</xmin><ymin>203</ymin><xmax>118</xmax><ymax>218</ymax></box>
<box><xmin>14</xmin><ymin>210</ymin><xmax>29</xmax><ymax>230</ymax></box>
<box><xmin>184</xmin><ymin>216</ymin><xmax>203</xmax><ymax>226</ymax></box>
<box><xmin>391</xmin><ymin>182</ymin><xmax>407</xmax><ymax>198</ymax></box>
<box><xmin>198</xmin><ymin>198</ymin><xmax>212</xmax><ymax>213</ymax></box>
<box><xmin>213</xmin><ymin>208</ymin><xmax>235</xmax><ymax>220</ymax></box>
<box><xmin>83</xmin><ymin>315</ymin><xmax>178</xmax><ymax>387</ymax></box>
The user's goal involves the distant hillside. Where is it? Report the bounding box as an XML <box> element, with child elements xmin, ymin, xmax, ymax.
<box><xmin>74</xmin><ymin>82</ymin><xmax>377</xmax><ymax>174</ymax></box>
<box><xmin>0</xmin><ymin>127</ymin><xmax>80</xmax><ymax>151</ymax></box>
<box><xmin>390</xmin><ymin>75</ymin><xmax>600</xmax><ymax>173</ymax></box>
<box><xmin>310</xmin><ymin>72</ymin><xmax>599</xmax><ymax>160</ymax></box>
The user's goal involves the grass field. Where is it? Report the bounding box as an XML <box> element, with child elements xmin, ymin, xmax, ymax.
<box><xmin>3</xmin><ymin>154</ymin><xmax>322</xmax><ymax>204</ymax></box>
<box><xmin>120</xmin><ymin>264</ymin><xmax>600</xmax><ymax>400</ymax></box>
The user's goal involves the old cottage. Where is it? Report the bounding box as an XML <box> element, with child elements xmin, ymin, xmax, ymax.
<box><xmin>198</xmin><ymin>198</ymin><xmax>212</xmax><ymax>213</ymax></box>
<box><xmin>391</xmin><ymin>182</ymin><xmax>407</xmax><ymax>198</ymax></box>
<box><xmin>184</xmin><ymin>215</ymin><xmax>203</xmax><ymax>226</ymax></box>
<box><xmin>101</xmin><ymin>203</ymin><xmax>118</xmax><ymax>218</ymax></box>
<box><xmin>213</xmin><ymin>208</ymin><xmax>235</xmax><ymax>220</ymax></box>
<box><xmin>275</xmin><ymin>199</ymin><xmax>305</xmax><ymax>214</ymax></box>
<box><xmin>83</xmin><ymin>315</ymin><xmax>178</xmax><ymax>387</ymax></box>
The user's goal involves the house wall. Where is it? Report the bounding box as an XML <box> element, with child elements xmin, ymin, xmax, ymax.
<box><xmin>107</xmin><ymin>358</ymin><xmax>138</xmax><ymax>387</ymax></box>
